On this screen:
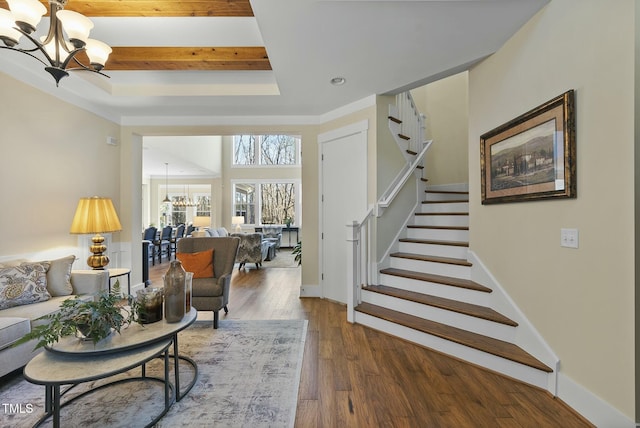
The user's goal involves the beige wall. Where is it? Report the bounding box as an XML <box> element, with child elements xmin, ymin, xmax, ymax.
<box><xmin>413</xmin><ymin>72</ymin><xmax>469</xmax><ymax>186</ymax></box>
<box><xmin>0</xmin><ymin>73</ymin><xmax>121</xmax><ymax>258</ymax></box>
<box><xmin>469</xmin><ymin>0</ymin><xmax>635</xmax><ymax>419</ymax></box>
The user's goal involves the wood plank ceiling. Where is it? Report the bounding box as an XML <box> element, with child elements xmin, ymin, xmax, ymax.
<box><xmin>0</xmin><ymin>0</ymin><xmax>271</xmax><ymax>71</ymax></box>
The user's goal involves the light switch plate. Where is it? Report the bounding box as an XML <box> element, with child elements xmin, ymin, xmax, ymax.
<box><xmin>560</xmin><ymin>228</ymin><xmax>579</xmax><ymax>248</ymax></box>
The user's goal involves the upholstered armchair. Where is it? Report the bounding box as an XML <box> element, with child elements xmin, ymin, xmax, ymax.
<box><xmin>261</xmin><ymin>226</ymin><xmax>283</xmax><ymax>250</ymax></box>
<box><xmin>232</xmin><ymin>233</ymin><xmax>269</xmax><ymax>270</ymax></box>
<box><xmin>176</xmin><ymin>236</ymin><xmax>240</xmax><ymax>329</ymax></box>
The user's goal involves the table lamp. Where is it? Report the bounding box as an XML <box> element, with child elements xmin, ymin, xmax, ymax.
<box><xmin>70</xmin><ymin>196</ymin><xmax>122</xmax><ymax>270</ymax></box>
<box><xmin>191</xmin><ymin>216</ymin><xmax>210</xmax><ymax>237</ymax></box>
<box><xmin>232</xmin><ymin>216</ymin><xmax>245</xmax><ymax>233</ymax></box>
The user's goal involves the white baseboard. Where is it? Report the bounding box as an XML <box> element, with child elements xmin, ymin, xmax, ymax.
<box><xmin>299</xmin><ymin>284</ymin><xmax>321</xmax><ymax>298</ymax></box>
<box><xmin>557</xmin><ymin>372</ymin><xmax>634</xmax><ymax>427</ymax></box>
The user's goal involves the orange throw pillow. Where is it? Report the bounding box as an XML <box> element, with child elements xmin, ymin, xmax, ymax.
<box><xmin>177</xmin><ymin>249</ymin><xmax>214</xmax><ymax>278</ymax></box>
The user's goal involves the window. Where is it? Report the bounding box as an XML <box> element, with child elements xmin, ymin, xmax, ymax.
<box><xmin>261</xmin><ymin>182</ymin><xmax>295</xmax><ymax>224</ymax></box>
<box><xmin>233</xmin><ymin>183</ymin><xmax>256</xmax><ymax>224</ymax></box>
<box><xmin>159</xmin><ymin>187</ymin><xmax>211</xmax><ymax>227</ymax></box>
<box><xmin>233</xmin><ymin>134</ymin><xmax>300</xmax><ymax>166</ymax></box>
<box><xmin>233</xmin><ymin>180</ymin><xmax>299</xmax><ymax>226</ymax></box>
<box><xmin>170</xmin><ymin>196</ymin><xmax>187</xmax><ymax>225</ymax></box>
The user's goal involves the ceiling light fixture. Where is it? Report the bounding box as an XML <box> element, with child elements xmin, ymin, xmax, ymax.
<box><xmin>0</xmin><ymin>0</ymin><xmax>111</xmax><ymax>86</ymax></box>
<box><xmin>173</xmin><ymin>185</ymin><xmax>197</xmax><ymax>208</ymax></box>
<box><xmin>330</xmin><ymin>76</ymin><xmax>346</xmax><ymax>86</ymax></box>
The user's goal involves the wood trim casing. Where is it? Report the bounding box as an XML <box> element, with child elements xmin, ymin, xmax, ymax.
<box><xmin>0</xmin><ymin>0</ymin><xmax>254</xmax><ymax>17</ymax></box>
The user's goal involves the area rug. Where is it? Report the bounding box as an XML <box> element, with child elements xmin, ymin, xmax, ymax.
<box><xmin>237</xmin><ymin>249</ymin><xmax>300</xmax><ymax>269</ymax></box>
<box><xmin>0</xmin><ymin>319</ymin><xmax>307</xmax><ymax>428</ymax></box>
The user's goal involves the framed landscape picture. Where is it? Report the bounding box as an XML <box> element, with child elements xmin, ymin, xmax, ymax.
<box><xmin>480</xmin><ymin>90</ymin><xmax>576</xmax><ymax>204</ymax></box>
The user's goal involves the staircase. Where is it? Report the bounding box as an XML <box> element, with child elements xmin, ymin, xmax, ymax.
<box><xmin>353</xmin><ymin>188</ymin><xmax>555</xmax><ymax>389</ymax></box>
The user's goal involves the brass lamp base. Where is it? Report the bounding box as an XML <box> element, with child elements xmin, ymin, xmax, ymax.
<box><xmin>87</xmin><ymin>233</ymin><xmax>110</xmax><ymax>270</ymax></box>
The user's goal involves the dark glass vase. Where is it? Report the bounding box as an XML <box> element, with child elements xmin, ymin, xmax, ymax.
<box><xmin>136</xmin><ymin>287</ymin><xmax>163</xmax><ymax>324</ymax></box>
<box><xmin>164</xmin><ymin>260</ymin><xmax>186</xmax><ymax>323</ymax></box>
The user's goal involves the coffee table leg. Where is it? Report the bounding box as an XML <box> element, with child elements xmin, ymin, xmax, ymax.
<box><xmin>164</xmin><ymin>348</ymin><xmax>170</xmax><ymax>409</ymax></box>
<box><xmin>44</xmin><ymin>385</ymin><xmax>52</xmax><ymax>414</ymax></box>
<box><xmin>173</xmin><ymin>334</ymin><xmax>181</xmax><ymax>400</ymax></box>
<box><xmin>53</xmin><ymin>385</ymin><xmax>60</xmax><ymax>428</ymax></box>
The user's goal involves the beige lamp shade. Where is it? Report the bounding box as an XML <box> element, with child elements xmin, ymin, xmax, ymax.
<box><xmin>232</xmin><ymin>216</ymin><xmax>244</xmax><ymax>232</ymax></box>
<box><xmin>70</xmin><ymin>197</ymin><xmax>122</xmax><ymax>234</ymax></box>
<box><xmin>70</xmin><ymin>197</ymin><xmax>121</xmax><ymax>270</ymax></box>
<box><xmin>193</xmin><ymin>216</ymin><xmax>210</xmax><ymax>228</ymax></box>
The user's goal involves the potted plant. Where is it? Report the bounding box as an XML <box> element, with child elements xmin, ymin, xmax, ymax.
<box><xmin>292</xmin><ymin>240</ymin><xmax>302</xmax><ymax>266</ymax></box>
<box><xmin>16</xmin><ymin>291</ymin><xmax>142</xmax><ymax>349</ymax></box>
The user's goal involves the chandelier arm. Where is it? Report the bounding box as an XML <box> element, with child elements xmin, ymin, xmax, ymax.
<box><xmin>59</xmin><ymin>47</ymin><xmax>84</xmax><ymax>69</ymax></box>
<box><xmin>65</xmin><ymin>65</ymin><xmax>111</xmax><ymax>79</ymax></box>
<box><xmin>0</xmin><ymin>45</ymin><xmax>49</xmax><ymax>67</ymax></box>
<box><xmin>10</xmin><ymin>28</ymin><xmax>56</xmax><ymax>67</ymax></box>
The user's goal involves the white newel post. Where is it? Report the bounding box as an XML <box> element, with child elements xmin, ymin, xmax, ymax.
<box><xmin>346</xmin><ymin>221</ymin><xmax>360</xmax><ymax>323</ymax></box>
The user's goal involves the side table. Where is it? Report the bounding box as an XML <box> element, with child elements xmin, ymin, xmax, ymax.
<box><xmin>108</xmin><ymin>268</ymin><xmax>131</xmax><ymax>295</ymax></box>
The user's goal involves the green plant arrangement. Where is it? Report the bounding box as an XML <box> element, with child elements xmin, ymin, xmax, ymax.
<box><xmin>292</xmin><ymin>240</ymin><xmax>302</xmax><ymax>266</ymax></box>
<box><xmin>15</xmin><ymin>291</ymin><xmax>143</xmax><ymax>349</ymax></box>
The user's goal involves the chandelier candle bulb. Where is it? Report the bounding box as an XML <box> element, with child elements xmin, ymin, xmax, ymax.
<box><xmin>0</xmin><ymin>9</ymin><xmax>20</xmax><ymax>46</ymax></box>
<box><xmin>57</xmin><ymin>10</ymin><xmax>93</xmax><ymax>47</ymax></box>
<box><xmin>6</xmin><ymin>0</ymin><xmax>46</xmax><ymax>34</ymax></box>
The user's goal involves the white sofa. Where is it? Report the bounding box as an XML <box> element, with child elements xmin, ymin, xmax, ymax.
<box><xmin>0</xmin><ymin>255</ymin><xmax>108</xmax><ymax>378</ymax></box>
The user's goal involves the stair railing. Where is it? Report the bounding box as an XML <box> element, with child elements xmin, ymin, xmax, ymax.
<box><xmin>346</xmin><ymin>91</ymin><xmax>431</xmax><ymax>322</ymax></box>
<box><xmin>376</xmin><ymin>140</ymin><xmax>432</xmax><ymax>217</ymax></box>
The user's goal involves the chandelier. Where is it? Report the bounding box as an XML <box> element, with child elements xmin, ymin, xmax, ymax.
<box><xmin>173</xmin><ymin>185</ymin><xmax>197</xmax><ymax>208</ymax></box>
<box><xmin>0</xmin><ymin>0</ymin><xmax>111</xmax><ymax>86</ymax></box>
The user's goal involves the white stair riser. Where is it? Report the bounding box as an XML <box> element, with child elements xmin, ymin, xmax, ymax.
<box><xmin>407</xmin><ymin>227</ymin><xmax>469</xmax><ymax>241</ymax></box>
<box><xmin>361</xmin><ymin>290</ymin><xmax>515</xmax><ymax>342</ymax></box>
<box><xmin>414</xmin><ymin>215</ymin><xmax>469</xmax><ymax>227</ymax></box>
<box><xmin>390</xmin><ymin>257</ymin><xmax>471</xmax><ymax>279</ymax></box>
<box><xmin>421</xmin><ymin>202</ymin><xmax>469</xmax><ymax>213</ymax></box>
<box><xmin>424</xmin><ymin>192</ymin><xmax>469</xmax><ymax>202</ymax></box>
<box><xmin>399</xmin><ymin>241</ymin><xmax>468</xmax><ymax>259</ymax></box>
<box><xmin>379</xmin><ymin>273</ymin><xmax>491</xmax><ymax>306</ymax></box>
<box><xmin>355</xmin><ymin>312</ymin><xmax>549</xmax><ymax>390</ymax></box>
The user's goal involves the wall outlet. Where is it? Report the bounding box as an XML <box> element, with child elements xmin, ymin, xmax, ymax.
<box><xmin>560</xmin><ymin>228</ymin><xmax>579</xmax><ymax>248</ymax></box>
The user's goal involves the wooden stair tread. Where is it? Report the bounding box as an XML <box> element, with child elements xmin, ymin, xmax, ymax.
<box><xmin>420</xmin><ymin>178</ymin><xmax>429</xmax><ymax>182</ymax></box>
<box><xmin>355</xmin><ymin>303</ymin><xmax>551</xmax><ymax>372</ymax></box>
<box><xmin>406</xmin><ymin>149</ymin><xmax>418</xmax><ymax>155</ymax></box>
<box><xmin>363</xmin><ymin>284</ymin><xmax>517</xmax><ymax>327</ymax></box>
<box><xmin>408</xmin><ymin>225</ymin><xmax>469</xmax><ymax>231</ymax></box>
<box><xmin>399</xmin><ymin>238</ymin><xmax>469</xmax><ymax>247</ymax></box>
<box><xmin>391</xmin><ymin>252</ymin><xmax>472</xmax><ymax>267</ymax></box>
<box><xmin>380</xmin><ymin>267</ymin><xmax>491</xmax><ymax>293</ymax></box>
<box><xmin>398</xmin><ymin>134</ymin><xmax>410</xmax><ymax>140</ymax></box>
<box><xmin>388</xmin><ymin>115</ymin><xmax>402</xmax><ymax>124</ymax></box>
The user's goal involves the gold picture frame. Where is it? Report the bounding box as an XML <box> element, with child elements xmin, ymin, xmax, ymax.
<box><xmin>480</xmin><ymin>90</ymin><xmax>576</xmax><ymax>204</ymax></box>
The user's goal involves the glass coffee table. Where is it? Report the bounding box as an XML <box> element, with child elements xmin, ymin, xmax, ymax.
<box><xmin>24</xmin><ymin>309</ymin><xmax>198</xmax><ymax>428</ymax></box>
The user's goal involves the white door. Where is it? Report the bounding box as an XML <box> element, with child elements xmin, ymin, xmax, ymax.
<box><xmin>320</xmin><ymin>121</ymin><xmax>368</xmax><ymax>303</ymax></box>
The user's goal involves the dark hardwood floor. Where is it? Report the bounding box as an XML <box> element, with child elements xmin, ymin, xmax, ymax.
<box><xmin>149</xmin><ymin>259</ymin><xmax>593</xmax><ymax>428</ymax></box>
